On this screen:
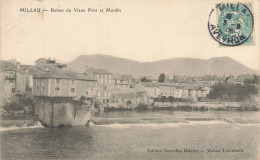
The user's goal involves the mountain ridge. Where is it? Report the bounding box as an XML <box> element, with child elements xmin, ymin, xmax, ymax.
<box><xmin>68</xmin><ymin>54</ymin><xmax>258</xmax><ymax>78</ymax></box>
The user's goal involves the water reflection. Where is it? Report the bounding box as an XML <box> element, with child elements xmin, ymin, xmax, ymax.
<box><xmin>1</xmin><ymin>127</ymin><xmax>94</xmax><ymax>160</ymax></box>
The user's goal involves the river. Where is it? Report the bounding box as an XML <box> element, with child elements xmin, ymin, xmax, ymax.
<box><xmin>1</xmin><ymin>111</ymin><xmax>260</xmax><ymax>160</ymax></box>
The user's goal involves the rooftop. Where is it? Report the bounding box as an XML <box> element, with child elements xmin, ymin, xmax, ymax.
<box><xmin>0</xmin><ymin>60</ymin><xmax>17</xmax><ymax>71</ymax></box>
<box><xmin>34</xmin><ymin>69</ymin><xmax>96</xmax><ymax>81</ymax></box>
<box><xmin>85</xmin><ymin>67</ymin><xmax>113</xmax><ymax>75</ymax></box>
<box><xmin>112</xmin><ymin>91</ymin><xmax>145</xmax><ymax>99</ymax></box>
<box><xmin>20</xmin><ymin>65</ymin><xmax>48</xmax><ymax>75</ymax></box>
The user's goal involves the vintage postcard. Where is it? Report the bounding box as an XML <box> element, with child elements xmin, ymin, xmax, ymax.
<box><xmin>0</xmin><ymin>0</ymin><xmax>260</xmax><ymax>159</ymax></box>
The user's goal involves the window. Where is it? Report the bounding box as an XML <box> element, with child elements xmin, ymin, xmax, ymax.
<box><xmin>55</xmin><ymin>87</ymin><xmax>60</xmax><ymax>91</ymax></box>
<box><xmin>71</xmin><ymin>88</ymin><xmax>75</xmax><ymax>93</ymax></box>
<box><xmin>11</xmin><ymin>88</ymin><xmax>15</xmax><ymax>93</ymax></box>
<box><xmin>36</xmin><ymin>87</ymin><xmax>39</xmax><ymax>93</ymax></box>
<box><xmin>9</xmin><ymin>79</ymin><xmax>14</xmax><ymax>83</ymax></box>
<box><xmin>42</xmin><ymin>87</ymin><xmax>45</xmax><ymax>93</ymax></box>
<box><xmin>86</xmin><ymin>92</ymin><xmax>88</xmax><ymax>95</ymax></box>
<box><xmin>56</xmin><ymin>79</ymin><xmax>60</xmax><ymax>85</ymax></box>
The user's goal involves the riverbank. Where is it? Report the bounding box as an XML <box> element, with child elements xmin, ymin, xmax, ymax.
<box><xmin>0</xmin><ymin>100</ymin><xmax>258</xmax><ymax>128</ymax></box>
<box><xmin>92</xmin><ymin>110</ymin><xmax>260</xmax><ymax>126</ymax></box>
<box><xmin>0</xmin><ymin>114</ymin><xmax>39</xmax><ymax>128</ymax></box>
<box><xmin>103</xmin><ymin>101</ymin><xmax>258</xmax><ymax>112</ymax></box>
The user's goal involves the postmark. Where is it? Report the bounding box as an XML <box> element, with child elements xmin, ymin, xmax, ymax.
<box><xmin>208</xmin><ymin>3</ymin><xmax>254</xmax><ymax>46</ymax></box>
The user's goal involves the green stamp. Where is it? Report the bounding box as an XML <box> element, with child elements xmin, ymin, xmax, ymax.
<box><xmin>208</xmin><ymin>3</ymin><xmax>254</xmax><ymax>46</ymax></box>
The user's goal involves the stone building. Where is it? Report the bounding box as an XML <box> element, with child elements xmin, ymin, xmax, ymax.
<box><xmin>33</xmin><ymin>69</ymin><xmax>97</xmax><ymax>99</ymax></box>
<box><xmin>33</xmin><ymin>69</ymin><xmax>97</xmax><ymax>127</ymax></box>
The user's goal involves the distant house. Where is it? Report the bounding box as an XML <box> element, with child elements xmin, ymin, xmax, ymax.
<box><xmin>138</xmin><ymin>82</ymin><xmax>211</xmax><ymax>102</ymax></box>
<box><xmin>158</xmin><ymin>83</ymin><xmax>182</xmax><ymax>98</ymax></box>
<box><xmin>227</xmin><ymin>78</ymin><xmax>244</xmax><ymax>85</ymax></box>
<box><xmin>188</xmin><ymin>86</ymin><xmax>211</xmax><ymax>102</ymax></box>
<box><xmin>111</xmin><ymin>91</ymin><xmax>149</xmax><ymax>109</ymax></box>
<box><xmin>142</xmin><ymin>83</ymin><xmax>160</xmax><ymax>98</ymax></box>
<box><xmin>0</xmin><ymin>60</ymin><xmax>27</xmax><ymax>106</ymax></box>
<box><xmin>113</xmin><ymin>74</ymin><xmax>130</xmax><ymax>89</ymax></box>
<box><xmin>84</xmin><ymin>67</ymin><xmax>113</xmax><ymax>103</ymax></box>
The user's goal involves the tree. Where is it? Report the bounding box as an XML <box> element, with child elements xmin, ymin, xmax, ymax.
<box><xmin>208</xmin><ymin>83</ymin><xmax>258</xmax><ymax>101</ymax></box>
<box><xmin>243</xmin><ymin>84</ymin><xmax>259</xmax><ymax>101</ymax></box>
<box><xmin>158</xmin><ymin>73</ymin><xmax>166</xmax><ymax>83</ymax></box>
<box><xmin>161</xmin><ymin>96</ymin><xmax>167</xmax><ymax>102</ymax></box>
<box><xmin>168</xmin><ymin>96</ymin><xmax>174</xmax><ymax>103</ymax></box>
<box><xmin>141</xmin><ymin>77</ymin><xmax>151</xmax><ymax>82</ymax></box>
<box><xmin>244</xmin><ymin>74</ymin><xmax>259</xmax><ymax>84</ymax></box>
<box><xmin>127</xmin><ymin>100</ymin><xmax>132</xmax><ymax>106</ymax></box>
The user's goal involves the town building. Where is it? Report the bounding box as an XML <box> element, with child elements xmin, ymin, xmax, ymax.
<box><xmin>0</xmin><ymin>60</ymin><xmax>27</xmax><ymax>106</ymax></box>
<box><xmin>142</xmin><ymin>83</ymin><xmax>160</xmax><ymax>98</ymax></box>
<box><xmin>84</xmin><ymin>67</ymin><xmax>113</xmax><ymax>103</ymax></box>
<box><xmin>226</xmin><ymin>77</ymin><xmax>244</xmax><ymax>85</ymax></box>
<box><xmin>33</xmin><ymin>69</ymin><xmax>97</xmax><ymax>127</ymax></box>
<box><xmin>187</xmin><ymin>86</ymin><xmax>211</xmax><ymax>102</ymax></box>
<box><xmin>158</xmin><ymin>83</ymin><xmax>189</xmax><ymax>98</ymax></box>
<box><xmin>20</xmin><ymin>65</ymin><xmax>49</xmax><ymax>91</ymax></box>
<box><xmin>110</xmin><ymin>90</ymin><xmax>150</xmax><ymax>109</ymax></box>
<box><xmin>140</xmin><ymin>82</ymin><xmax>211</xmax><ymax>102</ymax></box>
<box><xmin>16</xmin><ymin>58</ymin><xmax>69</xmax><ymax>92</ymax></box>
<box><xmin>113</xmin><ymin>74</ymin><xmax>130</xmax><ymax>89</ymax></box>
<box><xmin>35</xmin><ymin>58</ymin><xmax>68</xmax><ymax>70</ymax></box>
<box><xmin>33</xmin><ymin>69</ymin><xmax>97</xmax><ymax>99</ymax></box>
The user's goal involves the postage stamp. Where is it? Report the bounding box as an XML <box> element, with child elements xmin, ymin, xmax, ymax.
<box><xmin>208</xmin><ymin>3</ymin><xmax>254</xmax><ymax>46</ymax></box>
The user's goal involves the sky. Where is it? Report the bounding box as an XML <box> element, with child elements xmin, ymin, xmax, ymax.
<box><xmin>1</xmin><ymin>0</ymin><xmax>260</xmax><ymax>70</ymax></box>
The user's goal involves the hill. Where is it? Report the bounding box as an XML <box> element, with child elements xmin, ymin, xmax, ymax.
<box><xmin>68</xmin><ymin>54</ymin><xmax>258</xmax><ymax>78</ymax></box>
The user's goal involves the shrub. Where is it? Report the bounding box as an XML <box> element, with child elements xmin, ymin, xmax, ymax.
<box><xmin>136</xmin><ymin>104</ymin><xmax>149</xmax><ymax>111</ymax></box>
<box><xmin>127</xmin><ymin>100</ymin><xmax>132</xmax><ymax>106</ymax></box>
<box><xmin>3</xmin><ymin>101</ymin><xmax>23</xmax><ymax>112</ymax></box>
<box><xmin>94</xmin><ymin>101</ymin><xmax>101</xmax><ymax>109</ymax></box>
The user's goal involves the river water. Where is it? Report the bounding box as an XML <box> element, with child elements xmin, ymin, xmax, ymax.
<box><xmin>1</xmin><ymin>111</ymin><xmax>260</xmax><ymax>160</ymax></box>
